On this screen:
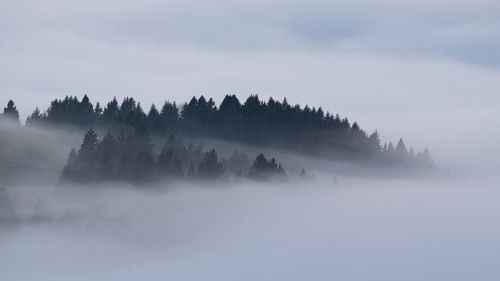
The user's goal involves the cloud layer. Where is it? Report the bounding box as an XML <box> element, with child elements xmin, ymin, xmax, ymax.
<box><xmin>3</xmin><ymin>180</ymin><xmax>500</xmax><ymax>281</ymax></box>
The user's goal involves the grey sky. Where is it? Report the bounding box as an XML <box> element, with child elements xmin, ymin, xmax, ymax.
<box><xmin>1</xmin><ymin>0</ymin><xmax>499</xmax><ymax>174</ymax></box>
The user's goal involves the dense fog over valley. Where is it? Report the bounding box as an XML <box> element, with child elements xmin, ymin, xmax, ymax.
<box><xmin>2</xmin><ymin>179</ymin><xmax>500</xmax><ymax>280</ymax></box>
<box><xmin>2</xmin><ymin>0</ymin><xmax>500</xmax><ymax>280</ymax></box>
<box><xmin>1</xmin><ymin>94</ymin><xmax>499</xmax><ymax>280</ymax></box>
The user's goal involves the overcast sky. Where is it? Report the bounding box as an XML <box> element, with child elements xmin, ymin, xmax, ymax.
<box><xmin>1</xmin><ymin>0</ymin><xmax>499</xmax><ymax>174</ymax></box>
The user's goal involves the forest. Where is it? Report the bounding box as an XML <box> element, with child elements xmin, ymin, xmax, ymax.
<box><xmin>61</xmin><ymin>129</ymin><xmax>288</xmax><ymax>183</ymax></box>
<box><xmin>1</xmin><ymin>95</ymin><xmax>435</xmax><ymax>183</ymax></box>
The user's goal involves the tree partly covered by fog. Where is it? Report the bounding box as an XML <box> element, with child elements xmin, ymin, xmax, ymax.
<box><xmin>249</xmin><ymin>153</ymin><xmax>286</xmax><ymax>181</ymax></box>
<box><xmin>222</xmin><ymin>150</ymin><xmax>251</xmax><ymax>177</ymax></box>
<box><xmin>12</xmin><ymin>94</ymin><xmax>435</xmax><ymax>168</ymax></box>
<box><xmin>1</xmin><ymin>100</ymin><xmax>20</xmax><ymax>124</ymax></box>
<box><xmin>196</xmin><ymin>149</ymin><xmax>225</xmax><ymax>179</ymax></box>
<box><xmin>61</xmin><ymin>129</ymin><xmax>282</xmax><ymax>183</ymax></box>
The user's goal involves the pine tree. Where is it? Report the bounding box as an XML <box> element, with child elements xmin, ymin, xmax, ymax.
<box><xmin>396</xmin><ymin>138</ymin><xmax>407</xmax><ymax>154</ymax></box>
<box><xmin>181</xmin><ymin>96</ymin><xmax>198</xmax><ymax>120</ymax></box>
<box><xmin>2</xmin><ymin>100</ymin><xmax>20</xmax><ymax>123</ymax></box>
<box><xmin>197</xmin><ymin>149</ymin><xmax>224</xmax><ymax>179</ymax></box>
<box><xmin>61</xmin><ymin>148</ymin><xmax>78</xmax><ymax>180</ymax></box>
<box><xmin>94</xmin><ymin>102</ymin><xmax>103</xmax><ymax>122</ymax></box>
<box><xmin>78</xmin><ymin>94</ymin><xmax>95</xmax><ymax>127</ymax></box>
<box><xmin>101</xmin><ymin>97</ymin><xmax>119</xmax><ymax>125</ymax></box>
<box><xmin>249</xmin><ymin>153</ymin><xmax>286</xmax><ymax>180</ymax></box>
<box><xmin>417</xmin><ymin>148</ymin><xmax>433</xmax><ymax>167</ymax></box>
<box><xmin>160</xmin><ymin>101</ymin><xmax>179</xmax><ymax>130</ymax></box>
<box><xmin>81</xmin><ymin>129</ymin><xmax>98</xmax><ymax>152</ymax></box>
<box><xmin>26</xmin><ymin>107</ymin><xmax>44</xmax><ymax>126</ymax></box>
<box><xmin>147</xmin><ymin>104</ymin><xmax>162</xmax><ymax>132</ymax></box>
<box><xmin>78</xmin><ymin>129</ymin><xmax>99</xmax><ymax>167</ymax></box>
<box><xmin>158</xmin><ymin>147</ymin><xmax>185</xmax><ymax>178</ymax></box>
<box><xmin>368</xmin><ymin>131</ymin><xmax>381</xmax><ymax>154</ymax></box>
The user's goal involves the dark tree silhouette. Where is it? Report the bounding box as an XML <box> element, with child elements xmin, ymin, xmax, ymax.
<box><xmin>396</xmin><ymin>138</ymin><xmax>408</xmax><ymax>155</ymax></box>
<box><xmin>249</xmin><ymin>153</ymin><xmax>286</xmax><ymax>180</ymax></box>
<box><xmin>101</xmin><ymin>97</ymin><xmax>119</xmax><ymax>125</ymax></box>
<box><xmin>26</xmin><ymin>107</ymin><xmax>43</xmax><ymax>126</ymax></box>
<box><xmin>158</xmin><ymin>147</ymin><xmax>184</xmax><ymax>179</ymax></box>
<box><xmin>17</xmin><ymin>93</ymin><xmax>433</xmax><ymax>169</ymax></box>
<box><xmin>160</xmin><ymin>101</ymin><xmax>179</xmax><ymax>131</ymax></box>
<box><xmin>2</xmin><ymin>100</ymin><xmax>20</xmax><ymax>123</ymax></box>
<box><xmin>197</xmin><ymin>149</ymin><xmax>224</xmax><ymax>179</ymax></box>
<box><xmin>61</xmin><ymin>130</ymin><xmax>233</xmax><ymax>183</ymax></box>
<box><xmin>147</xmin><ymin>104</ymin><xmax>162</xmax><ymax>132</ymax></box>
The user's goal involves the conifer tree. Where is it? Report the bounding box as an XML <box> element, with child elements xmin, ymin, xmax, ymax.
<box><xmin>147</xmin><ymin>104</ymin><xmax>162</xmax><ymax>132</ymax></box>
<box><xmin>26</xmin><ymin>107</ymin><xmax>43</xmax><ymax>126</ymax></box>
<box><xmin>2</xmin><ymin>100</ymin><xmax>20</xmax><ymax>123</ymax></box>
<box><xmin>160</xmin><ymin>101</ymin><xmax>179</xmax><ymax>130</ymax></box>
<box><xmin>197</xmin><ymin>149</ymin><xmax>224</xmax><ymax>179</ymax></box>
<box><xmin>101</xmin><ymin>97</ymin><xmax>119</xmax><ymax>125</ymax></box>
<box><xmin>396</xmin><ymin>138</ymin><xmax>408</xmax><ymax>155</ymax></box>
<box><xmin>249</xmin><ymin>153</ymin><xmax>286</xmax><ymax>180</ymax></box>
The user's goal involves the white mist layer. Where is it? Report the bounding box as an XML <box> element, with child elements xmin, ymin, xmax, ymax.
<box><xmin>2</xmin><ymin>179</ymin><xmax>500</xmax><ymax>281</ymax></box>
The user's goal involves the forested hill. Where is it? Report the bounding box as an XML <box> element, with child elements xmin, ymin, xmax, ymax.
<box><xmin>2</xmin><ymin>95</ymin><xmax>434</xmax><ymax>168</ymax></box>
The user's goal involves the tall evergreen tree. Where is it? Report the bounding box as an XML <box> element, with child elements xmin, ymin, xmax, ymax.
<box><xmin>396</xmin><ymin>138</ymin><xmax>408</xmax><ymax>155</ymax></box>
<box><xmin>61</xmin><ymin>148</ymin><xmax>78</xmax><ymax>180</ymax></box>
<box><xmin>181</xmin><ymin>96</ymin><xmax>198</xmax><ymax>120</ymax></box>
<box><xmin>147</xmin><ymin>104</ymin><xmax>162</xmax><ymax>132</ymax></box>
<box><xmin>158</xmin><ymin>147</ymin><xmax>184</xmax><ymax>178</ymax></box>
<box><xmin>26</xmin><ymin>107</ymin><xmax>43</xmax><ymax>126</ymax></box>
<box><xmin>197</xmin><ymin>149</ymin><xmax>224</xmax><ymax>179</ymax></box>
<box><xmin>249</xmin><ymin>153</ymin><xmax>286</xmax><ymax>180</ymax></box>
<box><xmin>2</xmin><ymin>100</ymin><xmax>20</xmax><ymax>123</ymax></box>
<box><xmin>368</xmin><ymin>131</ymin><xmax>381</xmax><ymax>154</ymax></box>
<box><xmin>160</xmin><ymin>101</ymin><xmax>179</xmax><ymax>130</ymax></box>
<box><xmin>101</xmin><ymin>97</ymin><xmax>119</xmax><ymax>125</ymax></box>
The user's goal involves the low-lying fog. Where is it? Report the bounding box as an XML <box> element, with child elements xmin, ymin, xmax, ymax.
<box><xmin>2</xmin><ymin>179</ymin><xmax>500</xmax><ymax>281</ymax></box>
<box><xmin>1</xmin><ymin>121</ymin><xmax>500</xmax><ymax>281</ymax></box>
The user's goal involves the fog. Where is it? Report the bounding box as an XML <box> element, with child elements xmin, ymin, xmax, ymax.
<box><xmin>0</xmin><ymin>119</ymin><xmax>83</xmax><ymax>186</ymax></box>
<box><xmin>1</xmin><ymin>120</ymin><xmax>500</xmax><ymax>280</ymax></box>
<box><xmin>2</xmin><ymin>0</ymin><xmax>500</xmax><ymax>279</ymax></box>
<box><xmin>2</xmin><ymin>179</ymin><xmax>500</xmax><ymax>281</ymax></box>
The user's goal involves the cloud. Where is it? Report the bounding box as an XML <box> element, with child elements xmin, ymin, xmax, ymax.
<box><xmin>2</xmin><ymin>0</ymin><xmax>500</xmax><ymax>57</ymax></box>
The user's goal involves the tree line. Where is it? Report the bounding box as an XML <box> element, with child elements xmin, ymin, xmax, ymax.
<box><xmin>2</xmin><ymin>95</ymin><xmax>435</xmax><ymax>168</ymax></box>
<box><xmin>61</xmin><ymin>128</ymin><xmax>289</xmax><ymax>183</ymax></box>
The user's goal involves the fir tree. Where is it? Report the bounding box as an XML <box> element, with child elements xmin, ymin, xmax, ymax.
<box><xmin>249</xmin><ymin>153</ymin><xmax>286</xmax><ymax>180</ymax></box>
<box><xmin>26</xmin><ymin>107</ymin><xmax>43</xmax><ymax>126</ymax></box>
<box><xmin>2</xmin><ymin>100</ymin><xmax>20</xmax><ymax>123</ymax></box>
<box><xmin>197</xmin><ymin>149</ymin><xmax>224</xmax><ymax>179</ymax></box>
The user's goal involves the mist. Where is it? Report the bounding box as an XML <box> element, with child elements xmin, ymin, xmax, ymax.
<box><xmin>2</xmin><ymin>0</ymin><xmax>500</xmax><ymax>279</ymax></box>
<box><xmin>2</xmin><ymin>178</ymin><xmax>500</xmax><ymax>281</ymax></box>
<box><xmin>1</xmin><ymin>119</ymin><xmax>500</xmax><ymax>280</ymax></box>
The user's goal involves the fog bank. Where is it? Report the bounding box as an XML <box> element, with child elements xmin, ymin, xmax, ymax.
<box><xmin>2</xmin><ymin>179</ymin><xmax>500</xmax><ymax>281</ymax></box>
